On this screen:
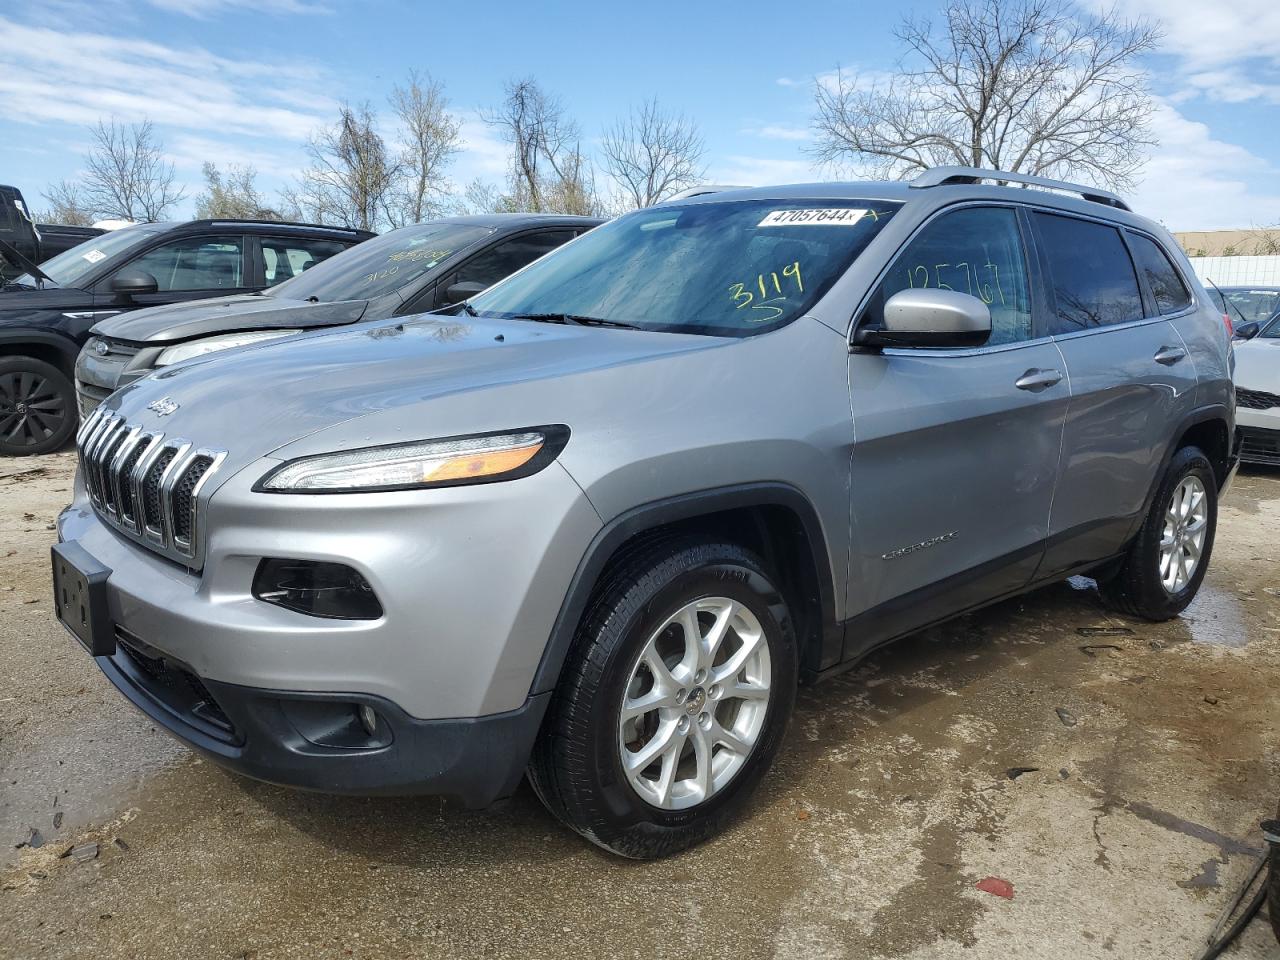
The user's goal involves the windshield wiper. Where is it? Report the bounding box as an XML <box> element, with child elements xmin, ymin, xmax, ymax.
<box><xmin>460</xmin><ymin>302</ymin><xmax>479</xmax><ymax>317</ymax></box>
<box><xmin>1206</xmin><ymin>278</ymin><xmax>1248</xmax><ymax>327</ymax></box>
<box><xmin>512</xmin><ymin>313</ymin><xmax>642</xmax><ymax>330</ymax></box>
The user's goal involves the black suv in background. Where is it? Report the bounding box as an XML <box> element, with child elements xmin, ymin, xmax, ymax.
<box><xmin>0</xmin><ymin>219</ymin><xmax>371</xmax><ymax>455</ymax></box>
<box><xmin>76</xmin><ymin>214</ymin><xmax>601</xmax><ymax>417</ymax></box>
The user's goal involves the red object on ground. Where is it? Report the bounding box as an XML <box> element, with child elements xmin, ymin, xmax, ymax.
<box><xmin>976</xmin><ymin>876</ymin><xmax>1015</xmax><ymax>899</ymax></box>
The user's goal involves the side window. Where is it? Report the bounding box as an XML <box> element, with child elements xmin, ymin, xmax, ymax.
<box><xmin>1034</xmin><ymin>213</ymin><xmax>1143</xmax><ymax>333</ymax></box>
<box><xmin>868</xmin><ymin>206</ymin><xmax>1033</xmax><ymax>345</ymax></box>
<box><xmin>261</xmin><ymin>237</ymin><xmax>348</xmax><ymax>287</ymax></box>
<box><xmin>127</xmin><ymin>236</ymin><xmax>245</xmax><ymax>292</ymax></box>
<box><xmin>1127</xmin><ymin>234</ymin><xmax>1192</xmax><ymax>315</ymax></box>
<box><xmin>454</xmin><ymin>230</ymin><xmax>576</xmax><ymax>290</ymax></box>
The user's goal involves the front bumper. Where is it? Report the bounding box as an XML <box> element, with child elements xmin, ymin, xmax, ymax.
<box><xmin>74</xmin><ymin>340</ymin><xmax>154</xmax><ymax>417</ymax></box>
<box><xmin>55</xmin><ymin>451</ymin><xmax>602</xmax><ymax>802</ymax></box>
<box><xmin>94</xmin><ymin>626</ymin><xmax>548</xmax><ymax>805</ymax></box>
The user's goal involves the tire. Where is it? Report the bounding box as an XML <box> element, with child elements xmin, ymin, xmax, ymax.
<box><xmin>0</xmin><ymin>356</ymin><xmax>77</xmax><ymax>456</ymax></box>
<box><xmin>528</xmin><ymin>538</ymin><xmax>797</xmax><ymax>859</ymax></box>
<box><xmin>1099</xmin><ymin>445</ymin><xmax>1217</xmax><ymax>621</ymax></box>
<box><xmin>1269</xmin><ymin>846</ymin><xmax>1280</xmax><ymax>945</ymax></box>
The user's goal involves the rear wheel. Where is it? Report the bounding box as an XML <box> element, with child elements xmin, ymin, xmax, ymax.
<box><xmin>528</xmin><ymin>539</ymin><xmax>797</xmax><ymax>859</ymax></box>
<box><xmin>0</xmin><ymin>356</ymin><xmax>77</xmax><ymax>456</ymax></box>
<box><xmin>1099</xmin><ymin>445</ymin><xmax>1217</xmax><ymax>621</ymax></box>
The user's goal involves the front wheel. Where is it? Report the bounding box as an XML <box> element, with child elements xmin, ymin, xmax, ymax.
<box><xmin>1099</xmin><ymin>445</ymin><xmax>1217</xmax><ymax>621</ymax></box>
<box><xmin>0</xmin><ymin>356</ymin><xmax>77</xmax><ymax>456</ymax></box>
<box><xmin>528</xmin><ymin>539</ymin><xmax>797</xmax><ymax>859</ymax></box>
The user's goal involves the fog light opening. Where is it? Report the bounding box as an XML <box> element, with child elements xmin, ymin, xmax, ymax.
<box><xmin>252</xmin><ymin>558</ymin><xmax>383</xmax><ymax>620</ymax></box>
<box><xmin>358</xmin><ymin>704</ymin><xmax>379</xmax><ymax>736</ymax></box>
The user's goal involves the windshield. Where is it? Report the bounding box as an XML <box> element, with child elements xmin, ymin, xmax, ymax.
<box><xmin>19</xmin><ymin>223</ymin><xmax>169</xmax><ymax>287</ymax></box>
<box><xmin>469</xmin><ymin>199</ymin><xmax>900</xmax><ymax>336</ymax></box>
<box><xmin>1220</xmin><ymin>287</ymin><xmax>1280</xmax><ymax>325</ymax></box>
<box><xmin>271</xmin><ymin>222</ymin><xmax>493</xmax><ymax>303</ymax></box>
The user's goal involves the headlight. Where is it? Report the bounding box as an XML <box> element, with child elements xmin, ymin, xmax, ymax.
<box><xmin>256</xmin><ymin>426</ymin><xmax>570</xmax><ymax>493</ymax></box>
<box><xmin>154</xmin><ymin>329</ymin><xmax>302</xmax><ymax>367</ymax></box>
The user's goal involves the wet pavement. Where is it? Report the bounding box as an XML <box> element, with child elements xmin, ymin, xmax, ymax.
<box><xmin>3</xmin><ymin>452</ymin><xmax>1279</xmax><ymax>959</ymax></box>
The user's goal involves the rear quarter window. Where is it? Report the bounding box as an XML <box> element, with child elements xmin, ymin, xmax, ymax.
<box><xmin>1034</xmin><ymin>212</ymin><xmax>1143</xmax><ymax>334</ymax></box>
<box><xmin>1127</xmin><ymin>233</ymin><xmax>1192</xmax><ymax>315</ymax></box>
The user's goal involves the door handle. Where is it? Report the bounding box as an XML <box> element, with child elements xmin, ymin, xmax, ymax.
<box><xmin>1015</xmin><ymin>368</ymin><xmax>1063</xmax><ymax>392</ymax></box>
<box><xmin>1154</xmin><ymin>345</ymin><xmax>1187</xmax><ymax>366</ymax></box>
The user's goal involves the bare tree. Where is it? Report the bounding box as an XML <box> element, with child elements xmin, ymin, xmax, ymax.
<box><xmin>387</xmin><ymin>71</ymin><xmax>462</xmax><ymax>226</ymax></box>
<box><xmin>484</xmin><ymin>78</ymin><xmax>602</xmax><ymax>215</ymax></box>
<box><xmin>600</xmin><ymin>99</ymin><xmax>705</xmax><ymax>208</ymax></box>
<box><xmin>39</xmin><ymin>180</ymin><xmax>95</xmax><ymax>226</ymax></box>
<box><xmin>284</xmin><ymin>102</ymin><xmax>398</xmax><ymax>231</ymax></box>
<box><xmin>810</xmin><ymin>0</ymin><xmax>1160</xmax><ymax>190</ymax></box>
<box><xmin>81</xmin><ymin>119</ymin><xmax>185</xmax><ymax>221</ymax></box>
<box><xmin>195</xmin><ymin>163</ymin><xmax>281</xmax><ymax>220</ymax></box>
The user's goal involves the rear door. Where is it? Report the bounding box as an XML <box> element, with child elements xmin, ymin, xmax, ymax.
<box><xmin>1032</xmin><ymin>211</ymin><xmax>1199</xmax><ymax>577</ymax></box>
<box><xmin>845</xmin><ymin>204</ymin><xmax>1069</xmax><ymax>655</ymax></box>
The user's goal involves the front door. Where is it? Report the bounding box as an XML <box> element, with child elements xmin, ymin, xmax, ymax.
<box><xmin>845</xmin><ymin>204</ymin><xmax>1068</xmax><ymax>659</ymax></box>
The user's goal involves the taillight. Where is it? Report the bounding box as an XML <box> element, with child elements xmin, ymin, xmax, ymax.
<box><xmin>1223</xmin><ymin>312</ymin><xmax>1234</xmax><ymax>337</ymax></box>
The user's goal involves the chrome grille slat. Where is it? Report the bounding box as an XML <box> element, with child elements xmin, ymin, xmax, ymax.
<box><xmin>75</xmin><ymin>416</ymin><xmax>225</xmax><ymax>568</ymax></box>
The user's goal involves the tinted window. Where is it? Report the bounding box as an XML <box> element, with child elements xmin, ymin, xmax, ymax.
<box><xmin>472</xmin><ymin>200</ymin><xmax>899</xmax><ymax>337</ymax></box>
<box><xmin>454</xmin><ymin>230</ymin><xmax>577</xmax><ymax>289</ymax></box>
<box><xmin>272</xmin><ymin>222</ymin><xmax>492</xmax><ymax>302</ymax></box>
<box><xmin>867</xmin><ymin>206</ymin><xmax>1032</xmax><ymax>345</ymax></box>
<box><xmin>127</xmin><ymin>236</ymin><xmax>244</xmax><ymax>291</ymax></box>
<box><xmin>1035</xmin><ymin>213</ymin><xmax>1142</xmax><ymax>333</ymax></box>
<box><xmin>22</xmin><ymin>222</ymin><xmax>169</xmax><ymax>287</ymax></box>
<box><xmin>1128</xmin><ymin>234</ymin><xmax>1191</xmax><ymax>314</ymax></box>
<box><xmin>261</xmin><ymin>237</ymin><xmax>348</xmax><ymax>286</ymax></box>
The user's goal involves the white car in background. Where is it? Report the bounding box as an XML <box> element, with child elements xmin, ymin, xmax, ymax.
<box><xmin>1233</xmin><ymin>311</ymin><xmax>1280</xmax><ymax>465</ymax></box>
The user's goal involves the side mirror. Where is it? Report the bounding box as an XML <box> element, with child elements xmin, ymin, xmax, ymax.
<box><xmin>1234</xmin><ymin>320</ymin><xmax>1261</xmax><ymax>340</ymax></box>
<box><xmin>110</xmin><ymin>269</ymin><xmax>158</xmax><ymax>299</ymax></box>
<box><xmin>855</xmin><ymin>289</ymin><xmax>992</xmax><ymax>349</ymax></box>
<box><xmin>442</xmin><ymin>280</ymin><xmax>488</xmax><ymax>306</ymax></box>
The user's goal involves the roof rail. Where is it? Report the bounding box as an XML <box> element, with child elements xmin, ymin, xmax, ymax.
<box><xmin>910</xmin><ymin>166</ymin><xmax>1130</xmax><ymax>212</ymax></box>
<box><xmin>200</xmin><ymin>219</ymin><xmax>373</xmax><ymax>235</ymax></box>
<box><xmin>662</xmin><ymin>185</ymin><xmax>751</xmax><ymax>202</ymax></box>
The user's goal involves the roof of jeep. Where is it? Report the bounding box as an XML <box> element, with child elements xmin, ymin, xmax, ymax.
<box><xmin>663</xmin><ymin>179</ymin><xmax>1163</xmax><ymax>236</ymax></box>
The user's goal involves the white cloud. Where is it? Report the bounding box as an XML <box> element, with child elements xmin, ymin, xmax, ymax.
<box><xmin>0</xmin><ymin>16</ymin><xmax>334</xmax><ymax>141</ymax></box>
<box><xmin>743</xmin><ymin>124</ymin><xmax>811</xmax><ymax>142</ymax></box>
<box><xmin>1099</xmin><ymin>0</ymin><xmax>1280</xmax><ymax>71</ymax></box>
<box><xmin>145</xmin><ymin>0</ymin><xmax>330</xmax><ymax>17</ymax></box>
<box><xmin>707</xmin><ymin>155</ymin><xmax>818</xmax><ymax>187</ymax></box>
<box><xmin>1130</xmin><ymin>101</ymin><xmax>1280</xmax><ymax>230</ymax></box>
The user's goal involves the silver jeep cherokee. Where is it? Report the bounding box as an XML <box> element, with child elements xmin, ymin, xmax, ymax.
<box><xmin>54</xmin><ymin>167</ymin><xmax>1239</xmax><ymax>859</ymax></box>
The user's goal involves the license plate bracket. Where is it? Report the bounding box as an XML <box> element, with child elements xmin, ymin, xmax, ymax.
<box><xmin>51</xmin><ymin>542</ymin><xmax>114</xmax><ymax>656</ymax></box>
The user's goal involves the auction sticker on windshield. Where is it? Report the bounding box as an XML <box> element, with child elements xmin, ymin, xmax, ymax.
<box><xmin>82</xmin><ymin>249</ymin><xmax>107</xmax><ymax>264</ymax></box>
<box><xmin>758</xmin><ymin>208</ymin><xmax>867</xmax><ymax>227</ymax></box>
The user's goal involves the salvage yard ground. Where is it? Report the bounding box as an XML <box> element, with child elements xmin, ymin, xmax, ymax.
<box><xmin>2</xmin><ymin>452</ymin><xmax>1279</xmax><ymax>959</ymax></box>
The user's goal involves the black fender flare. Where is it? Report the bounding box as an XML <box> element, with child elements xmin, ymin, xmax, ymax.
<box><xmin>528</xmin><ymin>482</ymin><xmax>841</xmax><ymax>697</ymax></box>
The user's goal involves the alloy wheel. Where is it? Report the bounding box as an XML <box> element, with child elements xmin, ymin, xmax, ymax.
<box><xmin>1159</xmin><ymin>475</ymin><xmax>1208</xmax><ymax>593</ymax></box>
<box><xmin>617</xmin><ymin>596</ymin><xmax>772</xmax><ymax>810</ymax></box>
<box><xmin>0</xmin><ymin>369</ymin><xmax>69</xmax><ymax>450</ymax></box>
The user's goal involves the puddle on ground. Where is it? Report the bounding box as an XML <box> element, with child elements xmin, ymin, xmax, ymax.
<box><xmin>1181</xmin><ymin>583</ymin><xmax>1250</xmax><ymax>647</ymax></box>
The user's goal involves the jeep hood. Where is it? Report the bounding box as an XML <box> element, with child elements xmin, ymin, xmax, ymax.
<box><xmin>102</xmin><ymin>314</ymin><xmax>722</xmax><ymax>474</ymax></box>
<box><xmin>91</xmin><ymin>294</ymin><xmax>369</xmax><ymax>344</ymax></box>
<box><xmin>1233</xmin><ymin>336</ymin><xmax>1280</xmax><ymax>392</ymax></box>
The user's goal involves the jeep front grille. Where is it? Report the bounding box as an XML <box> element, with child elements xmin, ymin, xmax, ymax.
<box><xmin>76</xmin><ymin>408</ymin><xmax>226</xmax><ymax>567</ymax></box>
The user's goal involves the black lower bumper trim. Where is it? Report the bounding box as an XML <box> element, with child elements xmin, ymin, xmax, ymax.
<box><xmin>96</xmin><ymin>650</ymin><xmax>549</xmax><ymax>808</ymax></box>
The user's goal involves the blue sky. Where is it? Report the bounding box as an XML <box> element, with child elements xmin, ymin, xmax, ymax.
<box><xmin>2</xmin><ymin>0</ymin><xmax>1279</xmax><ymax>230</ymax></box>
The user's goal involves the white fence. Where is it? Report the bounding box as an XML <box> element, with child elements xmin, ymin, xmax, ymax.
<box><xmin>1187</xmin><ymin>255</ymin><xmax>1280</xmax><ymax>286</ymax></box>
